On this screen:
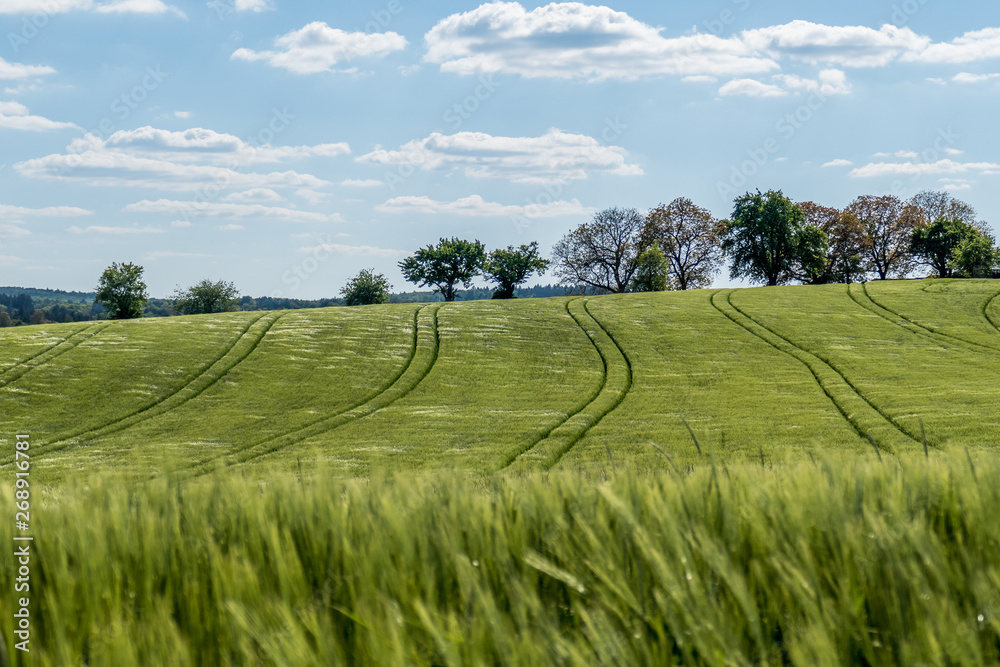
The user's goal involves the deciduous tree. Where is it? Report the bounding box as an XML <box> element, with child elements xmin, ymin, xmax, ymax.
<box><xmin>950</xmin><ymin>230</ymin><xmax>999</xmax><ymax>278</ymax></box>
<box><xmin>341</xmin><ymin>269</ymin><xmax>392</xmax><ymax>306</ymax></box>
<box><xmin>173</xmin><ymin>279</ymin><xmax>241</xmax><ymax>315</ymax></box>
<box><xmin>846</xmin><ymin>195</ymin><xmax>920</xmax><ymax>280</ymax></box>
<box><xmin>721</xmin><ymin>190</ymin><xmax>821</xmax><ymax>286</ymax></box>
<box><xmin>399</xmin><ymin>237</ymin><xmax>486</xmax><ymax>302</ymax></box>
<box><xmin>552</xmin><ymin>207</ymin><xmax>646</xmax><ymax>293</ymax></box>
<box><xmin>630</xmin><ymin>243</ymin><xmax>669</xmax><ymax>292</ymax></box>
<box><xmin>95</xmin><ymin>262</ymin><xmax>149</xmax><ymax>319</ymax></box>
<box><xmin>798</xmin><ymin>201</ymin><xmax>867</xmax><ymax>283</ymax></box>
<box><xmin>642</xmin><ymin>198</ymin><xmax>724</xmax><ymax>290</ymax></box>
<box><xmin>483</xmin><ymin>242</ymin><xmax>549</xmax><ymax>299</ymax></box>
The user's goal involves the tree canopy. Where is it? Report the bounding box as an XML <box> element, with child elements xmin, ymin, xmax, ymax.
<box><xmin>341</xmin><ymin>269</ymin><xmax>392</xmax><ymax>306</ymax></box>
<box><xmin>552</xmin><ymin>207</ymin><xmax>646</xmax><ymax>293</ymax></box>
<box><xmin>95</xmin><ymin>262</ymin><xmax>149</xmax><ymax>319</ymax></box>
<box><xmin>642</xmin><ymin>198</ymin><xmax>724</xmax><ymax>290</ymax></box>
<box><xmin>846</xmin><ymin>195</ymin><xmax>920</xmax><ymax>280</ymax></box>
<box><xmin>399</xmin><ymin>237</ymin><xmax>486</xmax><ymax>302</ymax></box>
<box><xmin>172</xmin><ymin>279</ymin><xmax>241</xmax><ymax>315</ymax></box>
<box><xmin>721</xmin><ymin>190</ymin><xmax>820</xmax><ymax>286</ymax></box>
<box><xmin>483</xmin><ymin>242</ymin><xmax>550</xmax><ymax>299</ymax></box>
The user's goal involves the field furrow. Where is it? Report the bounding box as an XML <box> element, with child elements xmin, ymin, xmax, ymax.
<box><xmin>0</xmin><ymin>321</ymin><xmax>102</xmax><ymax>382</ymax></box>
<box><xmin>714</xmin><ymin>290</ymin><xmax>917</xmax><ymax>453</ymax></box>
<box><xmin>194</xmin><ymin>304</ymin><xmax>442</xmax><ymax>474</ymax></box>
<box><xmin>505</xmin><ymin>298</ymin><xmax>632</xmax><ymax>472</ymax></box>
<box><xmin>25</xmin><ymin>311</ymin><xmax>282</xmax><ymax>458</ymax></box>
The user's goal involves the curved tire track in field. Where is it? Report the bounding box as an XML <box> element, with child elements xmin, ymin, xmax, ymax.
<box><xmin>848</xmin><ymin>283</ymin><xmax>1000</xmax><ymax>354</ymax></box>
<box><xmin>983</xmin><ymin>290</ymin><xmax>1000</xmax><ymax>337</ymax></box>
<box><xmin>194</xmin><ymin>303</ymin><xmax>443</xmax><ymax>474</ymax></box>
<box><xmin>504</xmin><ymin>298</ymin><xmax>633</xmax><ymax>473</ymax></box>
<box><xmin>712</xmin><ymin>290</ymin><xmax>920</xmax><ymax>453</ymax></box>
<box><xmin>0</xmin><ymin>322</ymin><xmax>112</xmax><ymax>389</ymax></box>
<box><xmin>32</xmin><ymin>311</ymin><xmax>283</xmax><ymax>458</ymax></box>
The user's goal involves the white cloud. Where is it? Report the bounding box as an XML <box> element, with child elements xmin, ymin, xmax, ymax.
<box><xmin>232</xmin><ymin>22</ymin><xmax>407</xmax><ymax>74</ymax></box>
<box><xmin>773</xmin><ymin>68</ymin><xmax>851</xmax><ymax>95</ymax></box>
<box><xmin>943</xmin><ymin>182</ymin><xmax>972</xmax><ymax>191</ymax></box>
<box><xmin>16</xmin><ymin>151</ymin><xmax>326</xmax><ymax>191</ymax></box>
<box><xmin>0</xmin><ymin>224</ymin><xmax>31</xmax><ymax>239</ymax></box>
<box><xmin>849</xmin><ymin>159</ymin><xmax>1000</xmax><ymax>178</ymax></box>
<box><xmin>0</xmin><ymin>100</ymin><xmax>79</xmax><ymax>132</ymax></box>
<box><xmin>94</xmin><ymin>0</ymin><xmax>185</xmax><ymax>17</ymax></box>
<box><xmin>357</xmin><ymin>128</ymin><xmax>643</xmax><ymax>184</ymax></box>
<box><xmin>234</xmin><ymin>0</ymin><xmax>272</xmax><ymax>12</ymax></box>
<box><xmin>170</xmin><ymin>220</ymin><xmax>191</xmax><ymax>228</ymax></box>
<box><xmin>76</xmin><ymin>126</ymin><xmax>350</xmax><ymax>165</ymax></box>
<box><xmin>219</xmin><ymin>223</ymin><xmax>245</xmax><ymax>231</ymax></box>
<box><xmin>376</xmin><ymin>194</ymin><xmax>593</xmax><ymax>219</ymax></box>
<box><xmin>424</xmin><ymin>2</ymin><xmax>777</xmax><ymax>81</ymax></box>
<box><xmin>0</xmin><ymin>204</ymin><xmax>93</xmax><ymax>218</ymax></box>
<box><xmin>907</xmin><ymin>28</ymin><xmax>1000</xmax><ymax>64</ymax></box>
<box><xmin>895</xmin><ymin>150</ymin><xmax>919</xmax><ymax>159</ymax></box>
<box><xmin>294</xmin><ymin>188</ymin><xmax>329</xmax><ymax>205</ymax></box>
<box><xmin>0</xmin><ymin>57</ymin><xmax>56</xmax><ymax>80</ymax></box>
<box><xmin>952</xmin><ymin>72</ymin><xmax>1000</xmax><ymax>84</ymax></box>
<box><xmin>926</xmin><ymin>77</ymin><xmax>947</xmax><ymax>85</ymax></box>
<box><xmin>822</xmin><ymin>159</ymin><xmax>853</xmax><ymax>168</ymax></box>
<box><xmin>718</xmin><ymin>78</ymin><xmax>788</xmax><ymax>97</ymax></box>
<box><xmin>297</xmin><ymin>243</ymin><xmax>407</xmax><ymax>258</ymax></box>
<box><xmin>945</xmin><ymin>148</ymin><xmax>964</xmax><ymax>155</ymax></box>
<box><xmin>173</xmin><ymin>111</ymin><xmax>191</xmax><ymax>119</ymax></box>
<box><xmin>681</xmin><ymin>75</ymin><xmax>718</xmax><ymax>83</ymax></box>
<box><xmin>742</xmin><ymin>21</ymin><xmax>929</xmax><ymax>68</ymax></box>
<box><xmin>124</xmin><ymin>199</ymin><xmax>337</xmax><ymax>223</ymax></box>
<box><xmin>68</xmin><ymin>224</ymin><xmax>164</xmax><ymax>234</ymax></box>
<box><xmin>222</xmin><ymin>188</ymin><xmax>282</xmax><ymax>203</ymax></box>
<box><xmin>341</xmin><ymin>178</ymin><xmax>383</xmax><ymax>187</ymax></box>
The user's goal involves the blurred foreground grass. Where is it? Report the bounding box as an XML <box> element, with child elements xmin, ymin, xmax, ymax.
<box><xmin>3</xmin><ymin>450</ymin><xmax>1000</xmax><ymax>666</ymax></box>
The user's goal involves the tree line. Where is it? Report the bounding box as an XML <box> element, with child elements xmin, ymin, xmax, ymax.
<box><xmin>551</xmin><ymin>189</ymin><xmax>998</xmax><ymax>293</ymax></box>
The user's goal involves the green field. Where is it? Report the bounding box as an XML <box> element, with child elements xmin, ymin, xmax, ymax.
<box><xmin>3</xmin><ymin>279</ymin><xmax>1000</xmax><ymax>665</ymax></box>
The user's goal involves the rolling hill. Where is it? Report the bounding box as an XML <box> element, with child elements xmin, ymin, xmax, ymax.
<box><xmin>2</xmin><ymin>278</ymin><xmax>999</xmax><ymax>480</ymax></box>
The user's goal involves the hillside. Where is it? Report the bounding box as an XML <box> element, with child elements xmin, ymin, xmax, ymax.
<box><xmin>2</xmin><ymin>278</ymin><xmax>998</xmax><ymax>480</ymax></box>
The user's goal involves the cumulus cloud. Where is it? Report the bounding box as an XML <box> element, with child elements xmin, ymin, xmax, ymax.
<box><xmin>232</xmin><ymin>22</ymin><xmax>407</xmax><ymax>74</ymax></box>
<box><xmin>221</xmin><ymin>188</ymin><xmax>282</xmax><ymax>202</ymax></box>
<box><xmin>0</xmin><ymin>57</ymin><xmax>56</xmax><ymax>80</ymax></box>
<box><xmin>233</xmin><ymin>0</ymin><xmax>273</xmax><ymax>12</ymax></box>
<box><xmin>376</xmin><ymin>194</ymin><xmax>593</xmax><ymax>219</ymax></box>
<box><xmin>357</xmin><ymin>129</ymin><xmax>642</xmax><ymax>184</ymax></box>
<box><xmin>424</xmin><ymin>2</ymin><xmax>776</xmax><ymax>81</ymax></box>
<box><xmin>907</xmin><ymin>28</ymin><xmax>1000</xmax><ymax>64</ymax></box>
<box><xmin>822</xmin><ymin>159</ymin><xmax>853</xmax><ymax>168</ymax></box>
<box><xmin>718</xmin><ymin>78</ymin><xmax>788</xmax><ymax>97</ymax></box>
<box><xmin>0</xmin><ymin>0</ymin><xmax>185</xmax><ymax>16</ymax></box>
<box><xmin>849</xmin><ymin>159</ymin><xmax>1000</xmax><ymax>178</ymax></box>
<box><xmin>952</xmin><ymin>72</ymin><xmax>1000</xmax><ymax>84</ymax></box>
<box><xmin>123</xmin><ymin>199</ymin><xmax>338</xmax><ymax>223</ymax></box>
<box><xmin>0</xmin><ymin>100</ymin><xmax>79</xmax><ymax>132</ymax></box>
<box><xmin>741</xmin><ymin>21</ymin><xmax>929</xmax><ymax>68</ymax></box>
<box><xmin>72</xmin><ymin>126</ymin><xmax>350</xmax><ymax>165</ymax></box>
<box><xmin>773</xmin><ymin>68</ymin><xmax>852</xmax><ymax>95</ymax></box>
<box><xmin>15</xmin><ymin>125</ymin><xmax>346</xmax><ymax>192</ymax></box>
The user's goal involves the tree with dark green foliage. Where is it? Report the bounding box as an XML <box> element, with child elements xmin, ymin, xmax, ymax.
<box><xmin>172</xmin><ymin>279</ymin><xmax>241</xmax><ymax>315</ymax></box>
<box><xmin>721</xmin><ymin>190</ymin><xmax>825</xmax><ymax>286</ymax></box>
<box><xmin>341</xmin><ymin>269</ymin><xmax>392</xmax><ymax>306</ymax></box>
<box><xmin>95</xmin><ymin>262</ymin><xmax>149</xmax><ymax>319</ymax></box>
<box><xmin>399</xmin><ymin>237</ymin><xmax>486</xmax><ymax>302</ymax></box>
<box><xmin>483</xmin><ymin>242</ymin><xmax>550</xmax><ymax>299</ymax></box>
<box><xmin>910</xmin><ymin>218</ymin><xmax>983</xmax><ymax>278</ymax></box>
<box><xmin>630</xmin><ymin>243</ymin><xmax>668</xmax><ymax>292</ymax></box>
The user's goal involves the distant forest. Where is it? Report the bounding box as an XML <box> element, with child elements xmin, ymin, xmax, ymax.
<box><xmin>0</xmin><ymin>284</ymin><xmax>571</xmax><ymax>327</ymax></box>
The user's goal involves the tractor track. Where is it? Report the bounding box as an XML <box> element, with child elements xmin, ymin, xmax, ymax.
<box><xmin>711</xmin><ymin>290</ymin><xmax>921</xmax><ymax>453</ymax></box>
<box><xmin>504</xmin><ymin>298</ymin><xmax>633</xmax><ymax>472</ymax></box>
<box><xmin>27</xmin><ymin>311</ymin><xmax>282</xmax><ymax>460</ymax></box>
<box><xmin>848</xmin><ymin>283</ymin><xmax>1000</xmax><ymax>354</ymax></box>
<box><xmin>0</xmin><ymin>322</ymin><xmax>112</xmax><ymax>389</ymax></box>
<box><xmin>186</xmin><ymin>303</ymin><xmax>443</xmax><ymax>476</ymax></box>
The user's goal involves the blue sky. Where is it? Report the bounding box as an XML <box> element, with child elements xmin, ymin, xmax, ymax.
<box><xmin>1</xmin><ymin>0</ymin><xmax>998</xmax><ymax>299</ymax></box>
